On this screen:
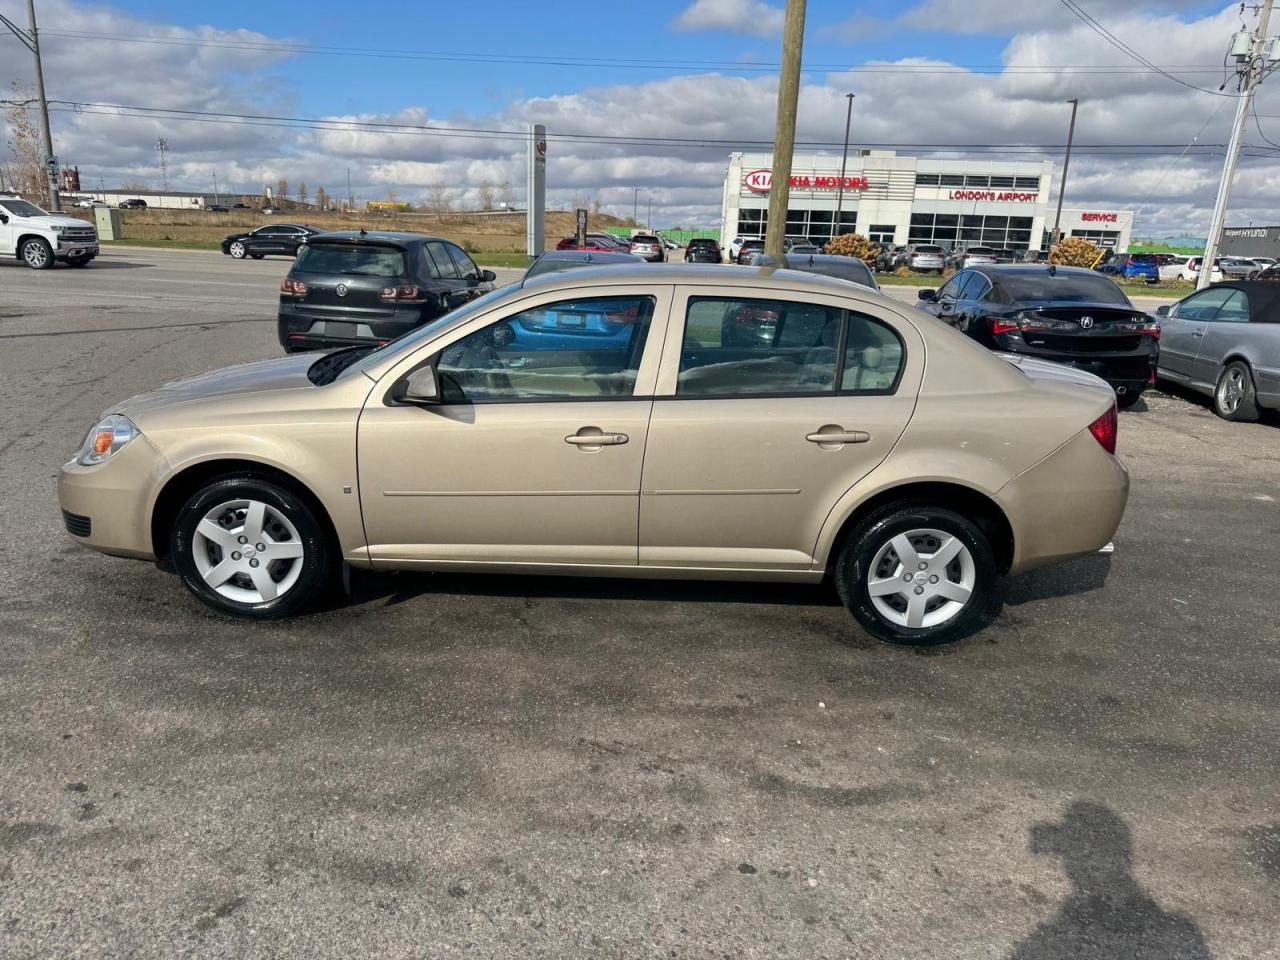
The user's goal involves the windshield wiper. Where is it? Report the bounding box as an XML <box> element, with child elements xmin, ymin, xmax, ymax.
<box><xmin>307</xmin><ymin>345</ymin><xmax>377</xmax><ymax>385</ymax></box>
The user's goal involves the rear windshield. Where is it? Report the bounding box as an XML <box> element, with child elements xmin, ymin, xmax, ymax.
<box><xmin>631</xmin><ymin>235</ymin><xmax>659</xmax><ymax>243</ymax></box>
<box><xmin>787</xmin><ymin>257</ymin><xmax>876</xmax><ymax>288</ymax></box>
<box><xmin>294</xmin><ymin>243</ymin><xmax>407</xmax><ymax>277</ymax></box>
<box><xmin>1126</xmin><ymin>254</ymin><xmax>1156</xmax><ymax>265</ymax></box>
<box><xmin>688</xmin><ymin>239</ymin><xmax>718</xmax><ymax>248</ymax></box>
<box><xmin>1000</xmin><ymin>272</ymin><xmax>1131</xmax><ymax>306</ymax></box>
<box><xmin>966</xmin><ymin>247</ymin><xmax>997</xmax><ymax>255</ymax></box>
<box><xmin>914</xmin><ymin>245</ymin><xmax>945</xmax><ymax>254</ymax></box>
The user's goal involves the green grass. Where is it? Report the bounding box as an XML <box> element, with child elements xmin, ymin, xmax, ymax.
<box><xmin>471</xmin><ymin>251</ymin><xmax>532</xmax><ymax>268</ymax></box>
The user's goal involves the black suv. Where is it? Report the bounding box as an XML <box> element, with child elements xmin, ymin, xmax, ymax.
<box><xmin>684</xmin><ymin>238</ymin><xmax>723</xmax><ymax>263</ymax></box>
<box><xmin>278</xmin><ymin>231</ymin><xmax>496</xmax><ymax>352</ymax></box>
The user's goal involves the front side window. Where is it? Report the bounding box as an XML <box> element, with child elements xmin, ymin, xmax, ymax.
<box><xmin>937</xmin><ymin>272</ymin><xmax>967</xmax><ymax>301</ymax></box>
<box><xmin>676</xmin><ymin>297</ymin><xmax>903</xmax><ymax>397</ymax></box>
<box><xmin>1171</xmin><ymin>288</ymin><xmax>1233</xmax><ymax>321</ymax></box>
<box><xmin>446</xmin><ymin>244</ymin><xmax>479</xmax><ymax>279</ymax></box>
<box><xmin>437</xmin><ymin>296</ymin><xmax>655</xmax><ymax>402</ymax></box>
<box><xmin>1213</xmin><ymin>290</ymin><xmax>1250</xmax><ymax>323</ymax></box>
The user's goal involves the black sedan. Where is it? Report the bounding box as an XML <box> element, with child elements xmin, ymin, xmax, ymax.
<box><xmin>278</xmin><ymin>231</ymin><xmax>496</xmax><ymax>352</ymax></box>
<box><xmin>525</xmin><ymin>249</ymin><xmax>643</xmax><ymax>278</ymax></box>
<box><xmin>221</xmin><ymin>223</ymin><xmax>319</xmax><ymax>260</ymax></box>
<box><xmin>916</xmin><ymin>264</ymin><xmax>1160</xmax><ymax>407</ymax></box>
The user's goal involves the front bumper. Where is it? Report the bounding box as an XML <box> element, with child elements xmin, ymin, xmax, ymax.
<box><xmin>54</xmin><ymin>238</ymin><xmax>99</xmax><ymax>260</ymax></box>
<box><xmin>57</xmin><ymin>434</ymin><xmax>169</xmax><ymax>561</ymax></box>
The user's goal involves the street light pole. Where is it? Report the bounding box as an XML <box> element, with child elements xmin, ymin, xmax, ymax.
<box><xmin>764</xmin><ymin>0</ymin><xmax>807</xmax><ymax>260</ymax></box>
<box><xmin>1051</xmin><ymin>98</ymin><xmax>1079</xmax><ymax>250</ymax></box>
<box><xmin>1</xmin><ymin>2</ymin><xmax>60</xmax><ymax>209</ymax></box>
<box><xmin>834</xmin><ymin>93</ymin><xmax>854</xmax><ymax>240</ymax></box>
<box><xmin>633</xmin><ymin>187</ymin><xmax>639</xmax><ymax>225</ymax></box>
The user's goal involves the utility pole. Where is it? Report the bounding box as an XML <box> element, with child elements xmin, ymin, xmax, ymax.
<box><xmin>155</xmin><ymin>137</ymin><xmax>169</xmax><ymax>191</ymax></box>
<box><xmin>1200</xmin><ymin>0</ymin><xmax>1275</xmax><ymax>289</ymax></box>
<box><xmin>834</xmin><ymin>93</ymin><xmax>854</xmax><ymax>239</ymax></box>
<box><xmin>346</xmin><ymin>167</ymin><xmax>353</xmax><ymax>211</ymax></box>
<box><xmin>1051</xmin><ymin>98</ymin><xmax>1079</xmax><ymax>249</ymax></box>
<box><xmin>633</xmin><ymin>187</ymin><xmax>639</xmax><ymax>225</ymax></box>
<box><xmin>212</xmin><ymin>169</ymin><xmax>219</xmax><ymax>206</ymax></box>
<box><xmin>765</xmin><ymin>0</ymin><xmax>806</xmax><ymax>260</ymax></box>
<box><xmin>647</xmin><ymin>196</ymin><xmax>652</xmax><ymax>230</ymax></box>
<box><xmin>1</xmin><ymin>1</ymin><xmax>60</xmax><ymax>209</ymax></box>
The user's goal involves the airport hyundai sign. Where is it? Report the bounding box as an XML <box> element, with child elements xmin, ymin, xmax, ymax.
<box><xmin>743</xmin><ymin>169</ymin><xmax>869</xmax><ymax>193</ymax></box>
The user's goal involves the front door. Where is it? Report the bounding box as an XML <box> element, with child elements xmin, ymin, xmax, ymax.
<box><xmin>0</xmin><ymin>203</ymin><xmax>16</xmax><ymax>255</ymax></box>
<box><xmin>1193</xmin><ymin>288</ymin><xmax>1250</xmax><ymax>384</ymax></box>
<box><xmin>1159</xmin><ymin>288</ymin><xmax>1230</xmax><ymax>382</ymax></box>
<box><xmin>638</xmin><ymin>288</ymin><xmax>920</xmax><ymax>571</ymax></box>
<box><xmin>358</xmin><ymin>288</ymin><xmax>670</xmax><ymax>566</ymax></box>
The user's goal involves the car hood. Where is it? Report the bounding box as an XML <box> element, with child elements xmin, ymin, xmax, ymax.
<box><xmin>223</xmin><ymin>232</ymin><xmax>250</xmax><ymax>242</ymax></box>
<box><xmin>109</xmin><ymin>353</ymin><xmax>319</xmax><ymax>421</ymax></box>
<box><xmin>22</xmin><ymin>213</ymin><xmax>90</xmax><ymax>229</ymax></box>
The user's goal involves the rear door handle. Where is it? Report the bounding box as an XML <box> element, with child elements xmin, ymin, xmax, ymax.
<box><xmin>566</xmin><ymin>430</ymin><xmax>628</xmax><ymax>447</ymax></box>
<box><xmin>1191</xmin><ymin>331</ymin><xmax>1204</xmax><ymax>337</ymax></box>
<box><xmin>806</xmin><ymin>428</ymin><xmax>870</xmax><ymax>445</ymax></box>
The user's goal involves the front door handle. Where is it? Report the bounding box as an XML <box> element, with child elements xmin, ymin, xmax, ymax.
<box><xmin>565</xmin><ymin>427</ymin><xmax>629</xmax><ymax>450</ymax></box>
<box><xmin>806</xmin><ymin>425</ymin><xmax>871</xmax><ymax>448</ymax></box>
<box><xmin>1191</xmin><ymin>331</ymin><xmax>1204</xmax><ymax>338</ymax></box>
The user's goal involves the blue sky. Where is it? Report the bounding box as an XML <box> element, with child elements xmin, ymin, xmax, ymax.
<box><xmin>2</xmin><ymin>1</ymin><xmax>1273</xmax><ymax>233</ymax></box>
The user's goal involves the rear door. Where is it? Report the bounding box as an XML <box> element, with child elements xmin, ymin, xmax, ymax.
<box><xmin>637</xmin><ymin>286</ymin><xmax>920</xmax><ymax>572</ymax></box>
<box><xmin>423</xmin><ymin>241</ymin><xmax>472</xmax><ymax>309</ymax></box>
<box><xmin>1159</xmin><ymin>288</ymin><xmax>1231</xmax><ymax>382</ymax></box>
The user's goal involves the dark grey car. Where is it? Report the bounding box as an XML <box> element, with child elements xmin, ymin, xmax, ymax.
<box><xmin>750</xmin><ymin>253</ymin><xmax>879</xmax><ymax>291</ymax></box>
<box><xmin>1155</xmin><ymin>281</ymin><xmax>1280</xmax><ymax>421</ymax></box>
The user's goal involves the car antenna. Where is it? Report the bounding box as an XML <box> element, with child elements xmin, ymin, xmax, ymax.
<box><xmin>1048</xmin><ymin>263</ymin><xmax>1056</xmax><ymax>277</ymax></box>
<box><xmin>359</xmin><ymin>227</ymin><xmax>367</xmax><ymax>237</ymax></box>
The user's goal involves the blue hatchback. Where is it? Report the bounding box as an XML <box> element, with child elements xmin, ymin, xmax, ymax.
<box><xmin>1099</xmin><ymin>253</ymin><xmax>1159</xmax><ymax>284</ymax></box>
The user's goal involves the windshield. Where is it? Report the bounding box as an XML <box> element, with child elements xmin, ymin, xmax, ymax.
<box><xmin>345</xmin><ymin>284</ymin><xmax>514</xmax><ymax>379</ymax></box>
<box><xmin>294</xmin><ymin>243</ymin><xmax>407</xmax><ymax>277</ymax></box>
<box><xmin>0</xmin><ymin>198</ymin><xmax>47</xmax><ymax>217</ymax></box>
<box><xmin>1001</xmin><ymin>271</ymin><xmax>1131</xmax><ymax>306</ymax></box>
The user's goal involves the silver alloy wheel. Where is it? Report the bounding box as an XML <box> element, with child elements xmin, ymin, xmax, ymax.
<box><xmin>229</xmin><ymin>241</ymin><xmax>246</xmax><ymax>259</ymax></box>
<box><xmin>22</xmin><ymin>240</ymin><xmax>49</xmax><ymax>268</ymax></box>
<box><xmin>1217</xmin><ymin>366</ymin><xmax>1245</xmax><ymax>414</ymax></box>
<box><xmin>866</xmin><ymin>527</ymin><xmax>976</xmax><ymax>629</ymax></box>
<box><xmin>191</xmin><ymin>498</ymin><xmax>304</xmax><ymax>604</ymax></box>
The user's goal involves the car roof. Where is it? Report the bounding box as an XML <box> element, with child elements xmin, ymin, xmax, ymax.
<box><xmin>518</xmin><ymin>262</ymin><xmax>886</xmax><ymax>297</ymax></box>
<box><xmin>306</xmin><ymin>230</ymin><xmax>446</xmax><ymax>245</ymax></box>
<box><xmin>971</xmin><ymin>264</ymin><xmax>1102</xmax><ymax>279</ymax></box>
<box><xmin>535</xmin><ymin>250</ymin><xmax>642</xmax><ymax>263</ymax></box>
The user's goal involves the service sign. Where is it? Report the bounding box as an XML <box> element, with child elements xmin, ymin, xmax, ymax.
<box><xmin>743</xmin><ymin>169</ymin><xmax>869</xmax><ymax>193</ymax></box>
<box><xmin>1080</xmin><ymin>212</ymin><xmax>1119</xmax><ymax>223</ymax></box>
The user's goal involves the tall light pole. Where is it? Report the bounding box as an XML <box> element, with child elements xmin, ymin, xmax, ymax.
<box><xmin>764</xmin><ymin>0</ymin><xmax>807</xmax><ymax>260</ymax></box>
<box><xmin>1051</xmin><ymin>98</ymin><xmax>1079</xmax><ymax>250</ymax></box>
<box><xmin>633</xmin><ymin>187</ymin><xmax>639</xmax><ymax>225</ymax></box>
<box><xmin>1200</xmin><ymin>0</ymin><xmax>1275</xmax><ymax>289</ymax></box>
<box><xmin>212</xmin><ymin>168</ymin><xmax>219</xmax><ymax>206</ymax></box>
<box><xmin>1</xmin><ymin>1</ymin><xmax>60</xmax><ymax>209</ymax></box>
<box><xmin>834</xmin><ymin>93</ymin><xmax>854</xmax><ymax>240</ymax></box>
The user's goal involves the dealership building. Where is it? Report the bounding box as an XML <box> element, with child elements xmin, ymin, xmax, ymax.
<box><xmin>719</xmin><ymin>151</ymin><xmax>1134</xmax><ymax>253</ymax></box>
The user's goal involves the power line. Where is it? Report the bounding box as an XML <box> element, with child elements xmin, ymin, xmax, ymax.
<box><xmin>34</xmin><ymin>27</ymin><xmax>1233</xmax><ymax>77</ymax></box>
<box><xmin>1055</xmin><ymin>0</ymin><xmax>1238</xmax><ymax>97</ymax></box>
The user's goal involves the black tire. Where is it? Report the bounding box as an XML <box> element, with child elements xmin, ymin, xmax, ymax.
<box><xmin>1213</xmin><ymin>360</ymin><xmax>1260</xmax><ymax>422</ymax></box>
<box><xmin>169</xmin><ymin>474</ymin><xmax>337</xmax><ymax>619</ymax></box>
<box><xmin>20</xmin><ymin>237</ymin><xmax>54</xmax><ymax>269</ymax></box>
<box><xmin>834</xmin><ymin>503</ymin><xmax>996</xmax><ymax>646</ymax></box>
<box><xmin>1116</xmin><ymin>390</ymin><xmax>1143</xmax><ymax>410</ymax></box>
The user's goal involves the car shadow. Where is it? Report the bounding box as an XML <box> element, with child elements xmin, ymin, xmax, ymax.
<box><xmin>345</xmin><ymin>568</ymin><xmax>841</xmax><ymax>610</ymax></box>
<box><xmin>1001</xmin><ymin>554</ymin><xmax>1112</xmax><ymax>607</ymax></box>
<box><xmin>0</xmin><ymin>258</ymin><xmax>152</xmax><ymax>270</ymax></box>
<box><xmin>1006</xmin><ymin>801</ymin><xmax>1212</xmax><ymax>959</ymax></box>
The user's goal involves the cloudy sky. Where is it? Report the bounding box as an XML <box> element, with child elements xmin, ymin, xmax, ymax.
<box><xmin>3</xmin><ymin>0</ymin><xmax>1280</xmax><ymax>236</ymax></box>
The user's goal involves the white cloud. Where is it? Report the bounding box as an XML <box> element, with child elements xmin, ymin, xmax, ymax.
<box><xmin>670</xmin><ymin>0</ymin><xmax>785</xmax><ymax>38</ymax></box>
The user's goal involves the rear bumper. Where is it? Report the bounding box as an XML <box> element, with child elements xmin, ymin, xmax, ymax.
<box><xmin>997</xmin><ymin>429</ymin><xmax>1130</xmax><ymax>576</ymax></box>
<box><xmin>277</xmin><ymin>305</ymin><xmax>436</xmax><ymax>351</ymax></box>
<box><xmin>992</xmin><ymin>338</ymin><xmax>1157</xmax><ymax>394</ymax></box>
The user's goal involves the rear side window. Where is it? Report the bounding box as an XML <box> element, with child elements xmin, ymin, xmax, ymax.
<box><xmin>293</xmin><ymin>244</ymin><xmax>407</xmax><ymax>277</ymax></box>
<box><xmin>677</xmin><ymin>297</ymin><xmax>903</xmax><ymax>397</ymax></box>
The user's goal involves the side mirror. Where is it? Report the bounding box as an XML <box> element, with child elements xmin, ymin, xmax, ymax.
<box><xmin>397</xmin><ymin>364</ymin><xmax>439</xmax><ymax>404</ymax></box>
<box><xmin>1155</xmin><ymin>304</ymin><xmax>1171</xmax><ymax>317</ymax></box>
<box><xmin>917</xmin><ymin>289</ymin><xmax>937</xmax><ymax>302</ymax></box>
<box><xmin>480</xmin><ymin>269</ymin><xmax>497</xmax><ymax>283</ymax></box>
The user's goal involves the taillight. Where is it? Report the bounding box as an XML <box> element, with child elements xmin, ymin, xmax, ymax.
<box><xmin>1141</xmin><ymin>321</ymin><xmax>1161</xmax><ymax>339</ymax></box>
<box><xmin>280</xmin><ymin>278</ymin><xmax>308</xmax><ymax>296</ymax></box>
<box><xmin>989</xmin><ymin>317</ymin><xmax>1019</xmax><ymax>336</ymax></box>
<box><xmin>1088</xmin><ymin>405</ymin><xmax>1118</xmax><ymax>455</ymax></box>
<box><xmin>380</xmin><ymin>284</ymin><xmax>421</xmax><ymax>301</ymax></box>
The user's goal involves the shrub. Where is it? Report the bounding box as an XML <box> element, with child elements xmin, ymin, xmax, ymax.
<box><xmin>1049</xmin><ymin>236</ymin><xmax>1103</xmax><ymax>268</ymax></box>
<box><xmin>823</xmin><ymin>232</ymin><xmax>879</xmax><ymax>265</ymax></box>
<box><xmin>461</xmin><ymin>238</ymin><xmax>480</xmax><ymax>254</ymax></box>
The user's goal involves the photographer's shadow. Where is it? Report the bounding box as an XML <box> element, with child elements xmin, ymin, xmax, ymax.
<box><xmin>1009</xmin><ymin>801</ymin><xmax>1211</xmax><ymax>959</ymax></box>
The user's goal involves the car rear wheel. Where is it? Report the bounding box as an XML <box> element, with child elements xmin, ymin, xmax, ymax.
<box><xmin>170</xmin><ymin>475</ymin><xmax>337</xmax><ymax>619</ymax></box>
<box><xmin>228</xmin><ymin>241</ymin><xmax>246</xmax><ymax>259</ymax></box>
<box><xmin>835</xmin><ymin>504</ymin><xmax>996</xmax><ymax>645</ymax></box>
<box><xmin>1214</xmin><ymin>360</ymin><xmax>1260</xmax><ymax>422</ymax></box>
<box><xmin>21</xmin><ymin>237</ymin><xmax>53</xmax><ymax>269</ymax></box>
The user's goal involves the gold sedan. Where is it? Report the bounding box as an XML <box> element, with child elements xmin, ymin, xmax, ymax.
<box><xmin>58</xmin><ymin>265</ymin><xmax>1128</xmax><ymax>645</ymax></box>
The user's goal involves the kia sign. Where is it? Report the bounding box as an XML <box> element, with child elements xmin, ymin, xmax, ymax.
<box><xmin>946</xmin><ymin>189</ymin><xmax>1039</xmax><ymax>202</ymax></box>
<box><xmin>743</xmin><ymin>169</ymin><xmax>869</xmax><ymax>193</ymax></box>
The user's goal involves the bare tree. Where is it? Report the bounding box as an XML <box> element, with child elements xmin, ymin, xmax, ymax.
<box><xmin>276</xmin><ymin>178</ymin><xmax>288</xmax><ymax>203</ymax></box>
<box><xmin>476</xmin><ymin>179</ymin><xmax>496</xmax><ymax>211</ymax></box>
<box><xmin>4</xmin><ymin>81</ymin><xmax>45</xmax><ymax>199</ymax></box>
<box><xmin>426</xmin><ymin>180</ymin><xmax>452</xmax><ymax>215</ymax></box>
<box><xmin>298</xmin><ymin>182</ymin><xmax>308</xmax><ymax>204</ymax></box>
<box><xmin>315</xmin><ymin>186</ymin><xmax>328</xmax><ymax>211</ymax></box>
<box><xmin>499</xmin><ymin>179</ymin><xmax>514</xmax><ymax>208</ymax></box>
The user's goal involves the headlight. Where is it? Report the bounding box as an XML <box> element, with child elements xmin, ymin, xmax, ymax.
<box><xmin>52</xmin><ymin>225</ymin><xmax>67</xmax><ymax>233</ymax></box>
<box><xmin>77</xmin><ymin>415</ymin><xmax>138</xmax><ymax>465</ymax></box>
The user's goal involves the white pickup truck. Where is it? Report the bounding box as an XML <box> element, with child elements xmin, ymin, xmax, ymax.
<box><xmin>0</xmin><ymin>193</ymin><xmax>99</xmax><ymax>269</ymax></box>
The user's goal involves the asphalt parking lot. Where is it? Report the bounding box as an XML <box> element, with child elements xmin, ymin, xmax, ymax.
<box><xmin>1</xmin><ymin>247</ymin><xmax>1277</xmax><ymax>959</ymax></box>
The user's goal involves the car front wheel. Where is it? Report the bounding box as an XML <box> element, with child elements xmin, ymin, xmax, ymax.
<box><xmin>170</xmin><ymin>475</ymin><xmax>337</xmax><ymax>619</ymax></box>
<box><xmin>1214</xmin><ymin>360</ymin><xmax>1260</xmax><ymax>422</ymax></box>
<box><xmin>228</xmin><ymin>241</ymin><xmax>247</xmax><ymax>259</ymax></box>
<box><xmin>21</xmin><ymin>237</ymin><xmax>53</xmax><ymax>269</ymax></box>
<box><xmin>835</xmin><ymin>504</ymin><xmax>996</xmax><ymax>645</ymax></box>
